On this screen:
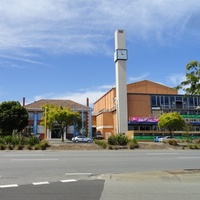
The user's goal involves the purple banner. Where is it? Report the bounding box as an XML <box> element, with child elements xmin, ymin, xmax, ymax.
<box><xmin>130</xmin><ymin>117</ymin><xmax>158</xmax><ymax>123</ymax></box>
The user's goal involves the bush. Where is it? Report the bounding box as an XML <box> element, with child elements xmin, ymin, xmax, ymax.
<box><xmin>128</xmin><ymin>139</ymin><xmax>139</xmax><ymax>149</ymax></box>
<box><xmin>25</xmin><ymin>144</ymin><xmax>32</xmax><ymax>150</ymax></box>
<box><xmin>117</xmin><ymin>134</ymin><xmax>129</xmax><ymax>145</ymax></box>
<box><xmin>6</xmin><ymin>144</ymin><xmax>13</xmax><ymax>150</ymax></box>
<box><xmin>187</xmin><ymin>144</ymin><xmax>200</xmax><ymax>149</ymax></box>
<box><xmin>4</xmin><ymin>136</ymin><xmax>12</xmax><ymax>144</ymax></box>
<box><xmin>94</xmin><ymin>139</ymin><xmax>107</xmax><ymax>149</ymax></box>
<box><xmin>108</xmin><ymin>135</ymin><xmax>117</xmax><ymax>145</ymax></box>
<box><xmin>0</xmin><ymin>137</ymin><xmax>5</xmax><ymax>145</ymax></box>
<box><xmin>0</xmin><ymin>143</ymin><xmax>6</xmax><ymax>150</ymax></box>
<box><xmin>34</xmin><ymin>144</ymin><xmax>41</xmax><ymax>150</ymax></box>
<box><xmin>168</xmin><ymin>139</ymin><xmax>178</xmax><ymax>146</ymax></box>
<box><xmin>40</xmin><ymin>140</ymin><xmax>49</xmax><ymax>148</ymax></box>
<box><xmin>108</xmin><ymin>134</ymin><xmax>129</xmax><ymax>146</ymax></box>
<box><xmin>24</xmin><ymin>136</ymin><xmax>40</xmax><ymax>146</ymax></box>
<box><xmin>14</xmin><ymin>144</ymin><xmax>23</xmax><ymax>150</ymax></box>
<box><xmin>11</xmin><ymin>136</ymin><xmax>23</xmax><ymax>146</ymax></box>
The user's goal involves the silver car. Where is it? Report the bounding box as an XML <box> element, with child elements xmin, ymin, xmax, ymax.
<box><xmin>72</xmin><ymin>136</ymin><xmax>92</xmax><ymax>143</ymax></box>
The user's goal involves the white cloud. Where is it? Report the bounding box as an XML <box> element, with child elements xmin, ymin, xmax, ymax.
<box><xmin>128</xmin><ymin>73</ymin><xmax>150</xmax><ymax>82</ymax></box>
<box><xmin>167</xmin><ymin>73</ymin><xmax>186</xmax><ymax>94</ymax></box>
<box><xmin>27</xmin><ymin>87</ymin><xmax>109</xmax><ymax>108</ymax></box>
<box><xmin>168</xmin><ymin>73</ymin><xmax>185</xmax><ymax>86</ymax></box>
<box><xmin>1</xmin><ymin>0</ymin><xmax>200</xmax><ymax>57</ymax></box>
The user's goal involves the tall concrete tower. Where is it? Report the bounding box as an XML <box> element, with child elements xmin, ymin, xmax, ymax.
<box><xmin>114</xmin><ymin>29</ymin><xmax>128</xmax><ymax>134</ymax></box>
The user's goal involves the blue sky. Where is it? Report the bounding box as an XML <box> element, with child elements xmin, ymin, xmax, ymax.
<box><xmin>0</xmin><ymin>0</ymin><xmax>200</xmax><ymax>107</ymax></box>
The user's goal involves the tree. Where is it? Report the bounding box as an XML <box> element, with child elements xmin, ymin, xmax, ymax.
<box><xmin>176</xmin><ymin>61</ymin><xmax>200</xmax><ymax>95</ymax></box>
<box><xmin>0</xmin><ymin>101</ymin><xmax>28</xmax><ymax>135</ymax></box>
<box><xmin>158</xmin><ymin>112</ymin><xmax>185</xmax><ymax>135</ymax></box>
<box><xmin>41</xmin><ymin>104</ymin><xmax>81</xmax><ymax>142</ymax></box>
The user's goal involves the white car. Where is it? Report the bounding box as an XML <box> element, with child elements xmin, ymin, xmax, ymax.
<box><xmin>158</xmin><ymin>136</ymin><xmax>174</xmax><ymax>142</ymax></box>
<box><xmin>72</xmin><ymin>136</ymin><xmax>92</xmax><ymax>143</ymax></box>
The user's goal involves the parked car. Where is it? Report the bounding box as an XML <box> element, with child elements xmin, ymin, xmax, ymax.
<box><xmin>94</xmin><ymin>132</ymin><xmax>104</xmax><ymax>140</ymax></box>
<box><xmin>158</xmin><ymin>136</ymin><xmax>174</xmax><ymax>142</ymax></box>
<box><xmin>72</xmin><ymin>135</ymin><xmax>92</xmax><ymax>143</ymax></box>
<box><xmin>154</xmin><ymin>136</ymin><xmax>161</xmax><ymax>142</ymax></box>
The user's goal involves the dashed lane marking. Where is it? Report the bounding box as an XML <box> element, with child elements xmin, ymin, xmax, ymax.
<box><xmin>60</xmin><ymin>179</ymin><xmax>77</xmax><ymax>183</ymax></box>
<box><xmin>32</xmin><ymin>182</ymin><xmax>50</xmax><ymax>185</ymax></box>
<box><xmin>0</xmin><ymin>179</ymin><xmax>78</xmax><ymax>189</ymax></box>
<box><xmin>0</xmin><ymin>184</ymin><xmax>18</xmax><ymax>188</ymax></box>
<box><xmin>11</xmin><ymin>159</ymin><xmax>59</xmax><ymax>161</ymax></box>
<box><xmin>65</xmin><ymin>173</ymin><xmax>92</xmax><ymax>175</ymax></box>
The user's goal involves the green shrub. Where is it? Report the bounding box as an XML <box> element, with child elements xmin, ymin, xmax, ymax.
<box><xmin>116</xmin><ymin>134</ymin><xmax>129</xmax><ymax>145</ymax></box>
<box><xmin>94</xmin><ymin>139</ymin><xmax>107</xmax><ymax>149</ymax></box>
<box><xmin>168</xmin><ymin>139</ymin><xmax>178</xmax><ymax>146</ymax></box>
<box><xmin>40</xmin><ymin>140</ymin><xmax>49</xmax><ymax>148</ymax></box>
<box><xmin>4</xmin><ymin>136</ymin><xmax>12</xmax><ymax>144</ymax></box>
<box><xmin>34</xmin><ymin>144</ymin><xmax>41</xmax><ymax>150</ymax></box>
<box><xmin>14</xmin><ymin>144</ymin><xmax>23</xmax><ymax>150</ymax></box>
<box><xmin>108</xmin><ymin>135</ymin><xmax>117</xmax><ymax>145</ymax></box>
<box><xmin>0</xmin><ymin>143</ymin><xmax>6</xmax><ymax>150</ymax></box>
<box><xmin>0</xmin><ymin>137</ymin><xmax>5</xmax><ymax>145</ymax></box>
<box><xmin>128</xmin><ymin>139</ymin><xmax>139</xmax><ymax>149</ymax></box>
<box><xmin>108</xmin><ymin>134</ymin><xmax>129</xmax><ymax>146</ymax></box>
<box><xmin>24</xmin><ymin>136</ymin><xmax>40</xmax><ymax>146</ymax></box>
<box><xmin>12</xmin><ymin>136</ymin><xmax>23</xmax><ymax>146</ymax></box>
<box><xmin>25</xmin><ymin>144</ymin><xmax>32</xmax><ymax>150</ymax></box>
<box><xmin>6</xmin><ymin>144</ymin><xmax>13</xmax><ymax>150</ymax></box>
<box><xmin>187</xmin><ymin>144</ymin><xmax>200</xmax><ymax>149</ymax></box>
<box><xmin>193</xmin><ymin>138</ymin><xmax>200</xmax><ymax>144</ymax></box>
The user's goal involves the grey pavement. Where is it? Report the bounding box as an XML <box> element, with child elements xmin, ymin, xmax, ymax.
<box><xmin>95</xmin><ymin>170</ymin><xmax>200</xmax><ymax>200</ymax></box>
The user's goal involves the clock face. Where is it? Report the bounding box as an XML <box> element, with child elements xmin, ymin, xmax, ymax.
<box><xmin>117</xmin><ymin>49</ymin><xmax>127</xmax><ymax>60</ymax></box>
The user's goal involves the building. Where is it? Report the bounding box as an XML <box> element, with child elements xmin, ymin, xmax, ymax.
<box><xmin>24</xmin><ymin>98</ymin><xmax>92</xmax><ymax>140</ymax></box>
<box><xmin>93</xmin><ymin>80</ymin><xmax>200</xmax><ymax>139</ymax></box>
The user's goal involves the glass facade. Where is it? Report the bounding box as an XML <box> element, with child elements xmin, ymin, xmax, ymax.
<box><xmin>151</xmin><ymin>95</ymin><xmax>200</xmax><ymax>110</ymax></box>
<box><xmin>128</xmin><ymin>95</ymin><xmax>200</xmax><ymax>132</ymax></box>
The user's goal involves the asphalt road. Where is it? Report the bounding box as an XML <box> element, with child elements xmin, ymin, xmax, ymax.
<box><xmin>0</xmin><ymin>150</ymin><xmax>200</xmax><ymax>199</ymax></box>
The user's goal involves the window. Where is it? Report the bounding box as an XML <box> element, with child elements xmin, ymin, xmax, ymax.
<box><xmin>176</xmin><ymin>96</ymin><xmax>182</xmax><ymax>101</ymax></box>
<box><xmin>165</xmin><ymin>96</ymin><xmax>169</xmax><ymax>105</ymax></box>
<box><xmin>189</xmin><ymin>97</ymin><xmax>194</xmax><ymax>107</ymax></box>
<box><xmin>151</xmin><ymin>96</ymin><xmax>157</xmax><ymax>106</ymax></box>
<box><xmin>37</xmin><ymin>112</ymin><xmax>43</xmax><ymax>120</ymax></box>
<box><xmin>28</xmin><ymin>112</ymin><xmax>34</xmax><ymax>120</ymax></box>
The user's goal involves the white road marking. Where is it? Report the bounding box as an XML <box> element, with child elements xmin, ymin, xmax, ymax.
<box><xmin>32</xmin><ymin>182</ymin><xmax>49</xmax><ymax>185</ymax></box>
<box><xmin>65</xmin><ymin>173</ymin><xmax>92</xmax><ymax>175</ymax></box>
<box><xmin>11</xmin><ymin>159</ymin><xmax>58</xmax><ymax>161</ymax></box>
<box><xmin>178</xmin><ymin>157</ymin><xmax>200</xmax><ymax>159</ymax></box>
<box><xmin>0</xmin><ymin>184</ymin><xmax>18</xmax><ymax>188</ymax></box>
<box><xmin>146</xmin><ymin>153</ymin><xmax>179</xmax><ymax>155</ymax></box>
<box><xmin>4</xmin><ymin>154</ymin><xmax>45</xmax><ymax>157</ymax></box>
<box><xmin>60</xmin><ymin>179</ymin><xmax>77</xmax><ymax>183</ymax></box>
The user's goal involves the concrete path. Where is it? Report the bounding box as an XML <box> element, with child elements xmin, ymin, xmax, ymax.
<box><xmin>96</xmin><ymin>170</ymin><xmax>200</xmax><ymax>200</ymax></box>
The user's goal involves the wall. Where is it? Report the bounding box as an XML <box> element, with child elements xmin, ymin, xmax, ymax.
<box><xmin>127</xmin><ymin>80</ymin><xmax>178</xmax><ymax>94</ymax></box>
<box><xmin>128</xmin><ymin>94</ymin><xmax>151</xmax><ymax>118</ymax></box>
<box><xmin>93</xmin><ymin>88</ymin><xmax>116</xmax><ymax>114</ymax></box>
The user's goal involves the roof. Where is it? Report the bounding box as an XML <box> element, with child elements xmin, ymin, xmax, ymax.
<box><xmin>127</xmin><ymin>80</ymin><xmax>178</xmax><ymax>94</ymax></box>
<box><xmin>24</xmin><ymin>99</ymin><xmax>90</xmax><ymax>110</ymax></box>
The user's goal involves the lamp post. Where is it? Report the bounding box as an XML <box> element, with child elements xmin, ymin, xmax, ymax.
<box><xmin>44</xmin><ymin>107</ymin><xmax>47</xmax><ymax>140</ymax></box>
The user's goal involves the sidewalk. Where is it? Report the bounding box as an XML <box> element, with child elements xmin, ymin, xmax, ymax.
<box><xmin>97</xmin><ymin>170</ymin><xmax>200</xmax><ymax>200</ymax></box>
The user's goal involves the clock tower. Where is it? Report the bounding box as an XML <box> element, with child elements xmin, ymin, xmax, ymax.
<box><xmin>114</xmin><ymin>29</ymin><xmax>128</xmax><ymax>134</ymax></box>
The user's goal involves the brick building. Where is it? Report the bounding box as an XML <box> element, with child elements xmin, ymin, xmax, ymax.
<box><xmin>24</xmin><ymin>99</ymin><xmax>92</xmax><ymax>140</ymax></box>
<box><xmin>93</xmin><ymin>80</ymin><xmax>200</xmax><ymax>139</ymax></box>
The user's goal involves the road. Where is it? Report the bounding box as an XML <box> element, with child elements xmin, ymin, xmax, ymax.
<box><xmin>0</xmin><ymin>150</ymin><xmax>200</xmax><ymax>199</ymax></box>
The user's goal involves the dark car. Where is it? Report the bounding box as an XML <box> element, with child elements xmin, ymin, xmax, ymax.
<box><xmin>95</xmin><ymin>132</ymin><xmax>104</xmax><ymax>140</ymax></box>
